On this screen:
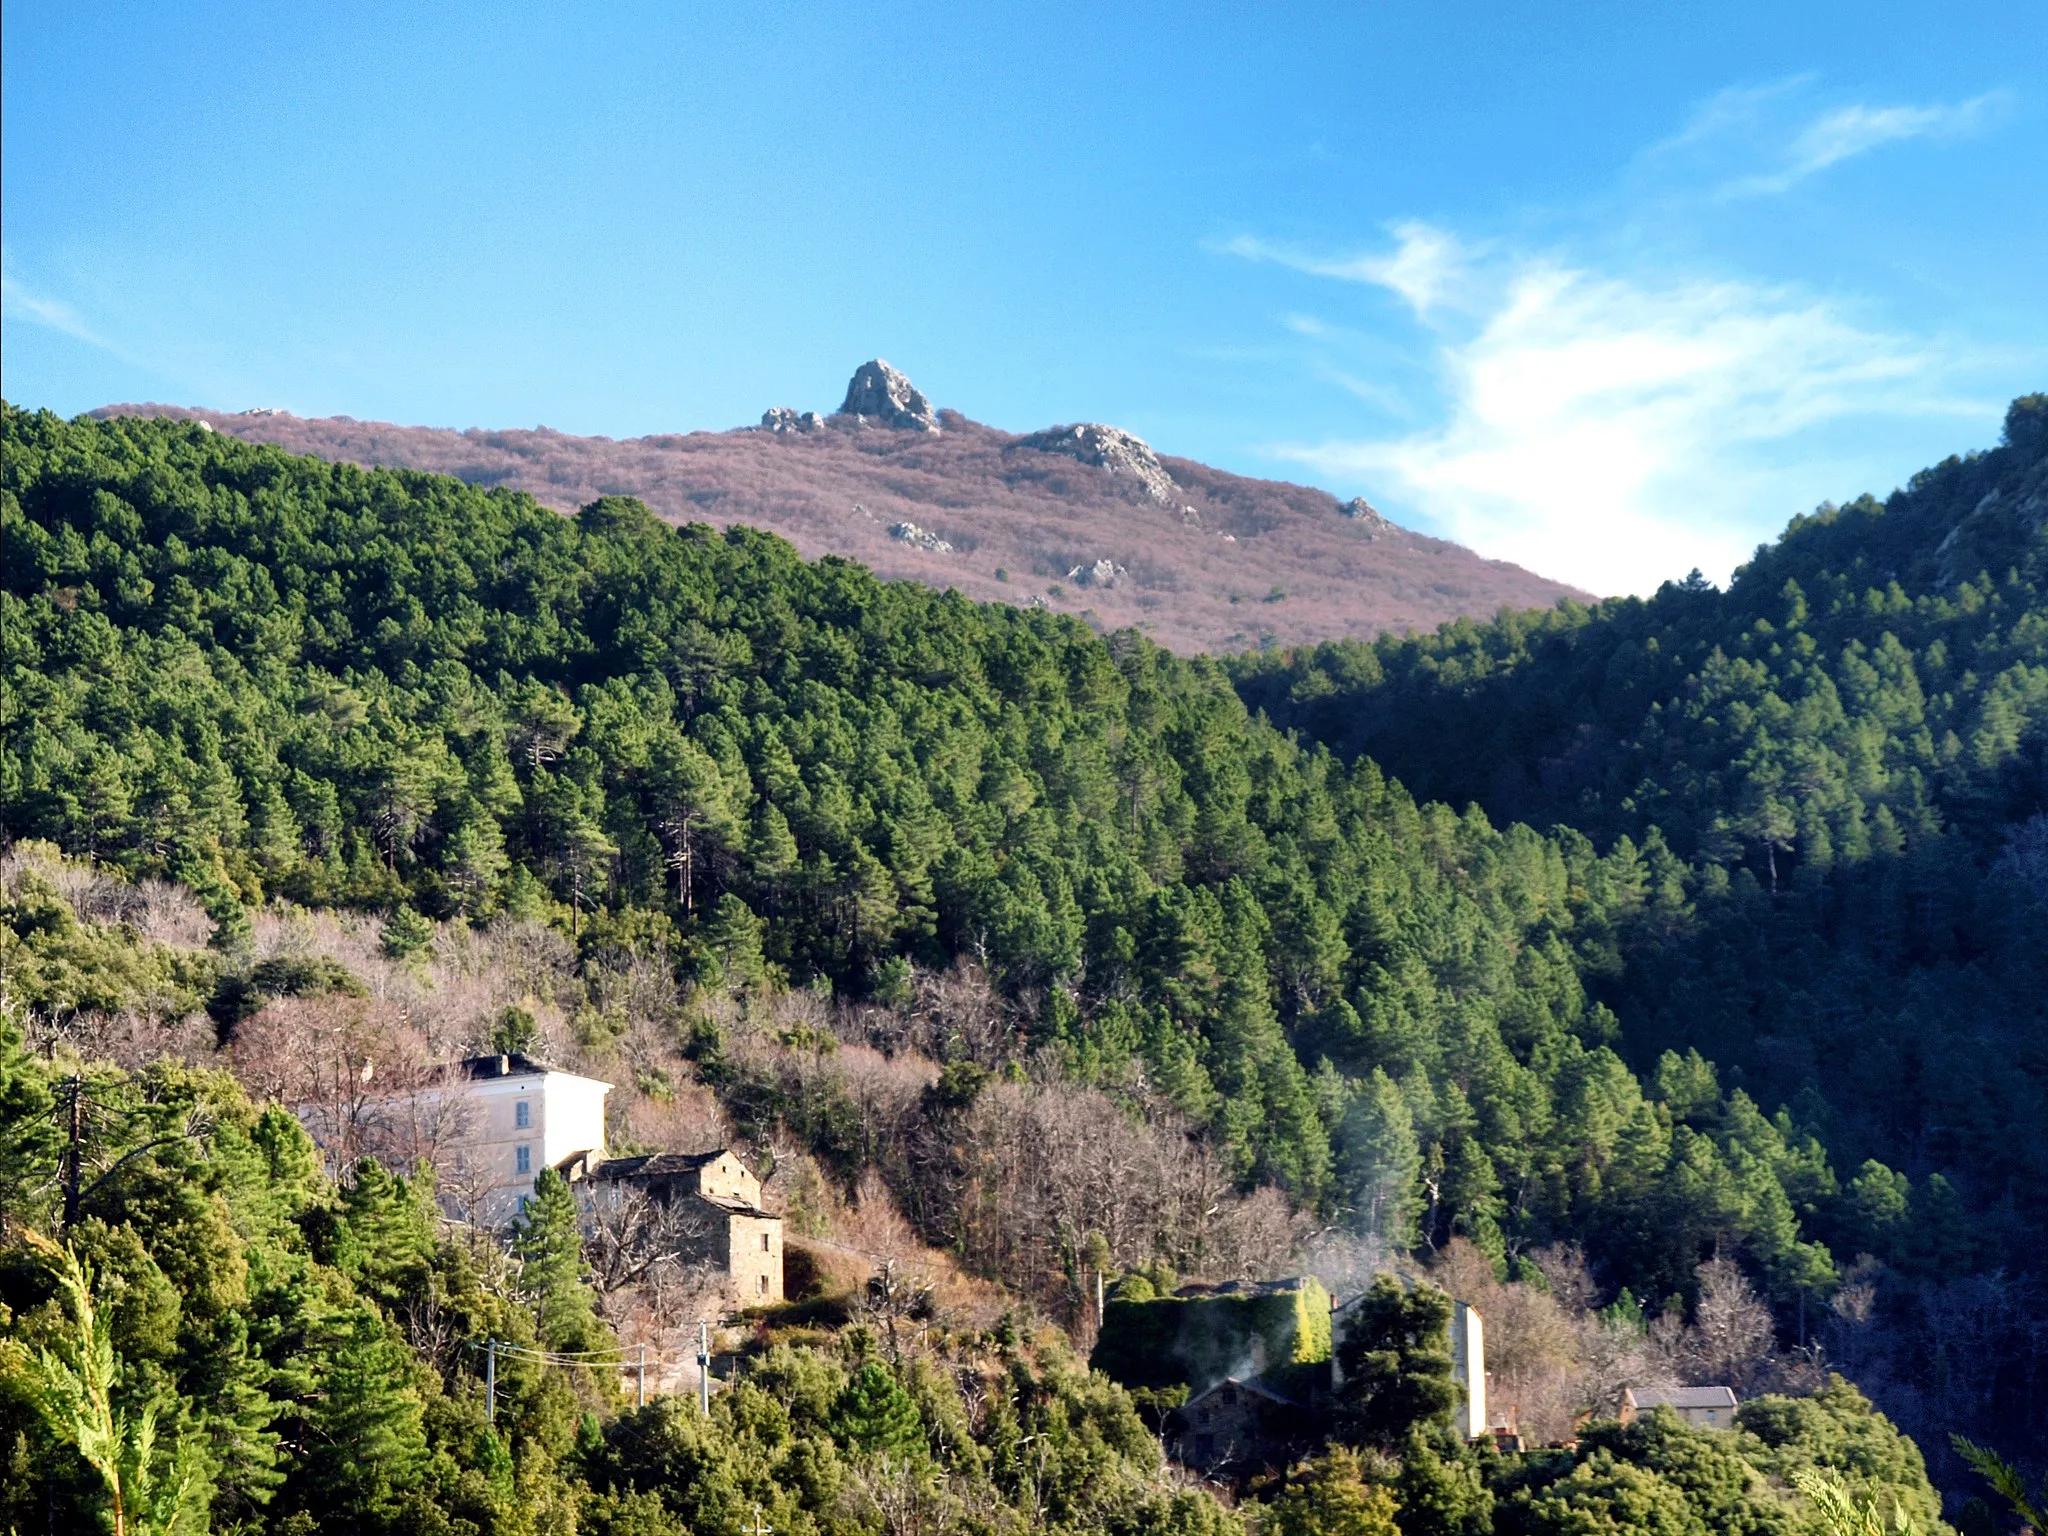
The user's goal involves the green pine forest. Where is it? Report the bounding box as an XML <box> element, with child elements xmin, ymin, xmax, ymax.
<box><xmin>2</xmin><ymin>395</ymin><xmax>2044</xmax><ymax>1533</ymax></box>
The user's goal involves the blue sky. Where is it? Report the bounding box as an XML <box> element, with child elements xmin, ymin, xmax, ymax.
<box><xmin>4</xmin><ymin>1</ymin><xmax>2043</xmax><ymax>595</ymax></box>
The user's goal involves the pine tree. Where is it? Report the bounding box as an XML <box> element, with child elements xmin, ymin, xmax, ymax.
<box><xmin>1335</xmin><ymin>1069</ymin><xmax>1423</xmax><ymax>1248</ymax></box>
<box><xmin>303</xmin><ymin>1307</ymin><xmax>429</xmax><ymax>1528</ymax></box>
<box><xmin>1334</xmin><ymin>1276</ymin><xmax>1459</xmax><ymax>1448</ymax></box>
<box><xmin>22</xmin><ymin>1235</ymin><xmax>206</xmax><ymax>1536</ymax></box>
<box><xmin>700</xmin><ymin>893</ymin><xmax>769</xmax><ymax>993</ymax></box>
<box><xmin>512</xmin><ymin>1167</ymin><xmax>600</xmax><ymax>1350</ymax></box>
<box><xmin>832</xmin><ymin>1361</ymin><xmax>925</xmax><ymax>1460</ymax></box>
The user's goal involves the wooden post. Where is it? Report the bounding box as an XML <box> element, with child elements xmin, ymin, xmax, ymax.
<box><xmin>60</xmin><ymin>1076</ymin><xmax>85</xmax><ymax>1234</ymax></box>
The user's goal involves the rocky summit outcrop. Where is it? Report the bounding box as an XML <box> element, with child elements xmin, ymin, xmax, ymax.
<box><xmin>1011</xmin><ymin>423</ymin><xmax>1177</xmax><ymax>505</ymax></box>
<box><xmin>100</xmin><ymin>373</ymin><xmax>1591</xmax><ymax>653</ymax></box>
<box><xmin>1066</xmin><ymin>557</ymin><xmax>1128</xmax><ymax>589</ymax></box>
<box><xmin>1340</xmin><ymin>496</ymin><xmax>1393</xmax><ymax>538</ymax></box>
<box><xmin>840</xmin><ymin>360</ymin><xmax>941</xmax><ymax>433</ymax></box>
<box><xmin>761</xmin><ymin>406</ymin><xmax>827</xmax><ymax>434</ymax></box>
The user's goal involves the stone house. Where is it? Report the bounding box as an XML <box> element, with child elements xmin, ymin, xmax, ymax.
<box><xmin>1618</xmin><ymin>1385</ymin><xmax>1739</xmax><ymax>1429</ymax></box>
<box><xmin>585</xmin><ymin>1149</ymin><xmax>784</xmax><ymax>1306</ymax></box>
<box><xmin>1166</xmin><ymin>1376</ymin><xmax>1317</xmax><ymax>1475</ymax></box>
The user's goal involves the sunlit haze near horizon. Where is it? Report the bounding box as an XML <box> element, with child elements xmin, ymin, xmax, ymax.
<box><xmin>4</xmin><ymin>2</ymin><xmax>2044</xmax><ymax>596</ymax></box>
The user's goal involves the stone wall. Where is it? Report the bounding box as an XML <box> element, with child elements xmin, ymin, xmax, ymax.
<box><xmin>722</xmin><ymin>1211</ymin><xmax>784</xmax><ymax>1305</ymax></box>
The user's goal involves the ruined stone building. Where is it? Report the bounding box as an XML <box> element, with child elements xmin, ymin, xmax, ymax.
<box><xmin>1099</xmin><ymin>1274</ymin><xmax>1491</xmax><ymax>1476</ymax></box>
<box><xmin>585</xmin><ymin>1149</ymin><xmax>784</xmax><ymax>1305</ymax></box>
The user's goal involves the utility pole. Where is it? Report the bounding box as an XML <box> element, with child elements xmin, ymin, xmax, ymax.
<box><xmin>59</xmin><ymin>1075</ymin><xmax>85</xmax><ymax>1234</ymax></box>
<box><xmin>741</xmin><ymin>1505</ymin><xmax>773</xmax><ymax>1536</ymax></box>
<box><xmin>1096</xmin><ymin>1268</ymin><xmax>1105</xmax><ymax>1331</ymax></box>
<box><xmin>485</xmin><ymin>1339</ymin><xmax>497</xmax><ymax>1425</ymax></box>
<box><xmin>698</xmin><ymin>1322</ymin><xmax>711</xmax><ymax>1417</ymax></box>
<box><xmin>637</xmin><ymin>1343</ymin><xmax>646</xmax><ymax>1408</ymax></box>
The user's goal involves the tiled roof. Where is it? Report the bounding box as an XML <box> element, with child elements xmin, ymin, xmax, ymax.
<box><xmin>1625</xmin><ymin>1385</ymin><xmax>1738</xmax><ymax>1410</ymax></box>
<box><xmin>698</xmin><ymin>1192</ymin><xmax>777</xmax><ymax>1219</ymax></box>
<box><xmin>588</xmin><ymin>1151</ymin><xmax>726</xmax><ymax>1180</ymax></box>
<box><xmin>1184</xmin><ymin>1375</ymin><xmax>1308</xmax><ymax>1411</ymax></box>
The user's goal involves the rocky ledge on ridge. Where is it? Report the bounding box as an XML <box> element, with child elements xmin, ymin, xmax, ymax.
<box><xmin>1010</xmin><ymin>423</ymin><xmax>1177</xmax><ymax>504</ymax></box>
<box><xmin>760</xmin><ymin>406</ymin><xmax>828</xmax><ymax>434</ymax></box>
<box><xmin>840</xmin><ymin>360</ymin><xmax>941</xmax><ymax>433</ymax></box>
<box><xmin>1341</xmin><ymin>496</ymin><xmax>1395</xmax><ymax>537</ymax></box>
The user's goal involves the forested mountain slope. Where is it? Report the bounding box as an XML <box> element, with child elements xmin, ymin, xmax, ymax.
<box><xmin>1231</xmin><ymin>394</ymin><xmax>2048</xmax><ymax>1468</ymax></box>
<box><xmin>3</xmin><ymin>401</ymin><xmax>2044</xmax><ymax>1517</ymax></box>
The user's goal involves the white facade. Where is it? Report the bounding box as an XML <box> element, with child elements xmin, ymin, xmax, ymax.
<box><xmin>296</xmin><ymin>1054</ymin><xmax>611</xmax><ymax>1226</ymax></box>
<box><xmin>1450</xmin><ymin>1300</ymin><xmax>1487</xmax><ymax>1440</ymax></box>
<box><xmin>456</xmin><ymin>1062</ymin><xmax>612</xmax><ymax>1224</ymax></box>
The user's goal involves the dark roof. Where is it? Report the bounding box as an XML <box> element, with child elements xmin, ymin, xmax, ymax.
<box><xmin>587</xmin><ymin>1151</ymin><xmax>727</xmax><ymax>1181</ymax></box>
<box><xmin>698</xmin><ymin>1191</ymin><xmax>777</xmax><ymax>1219</ymax></box>
<box><xmin>1624</xmin><ymin>1385</ymin><xmax>1738</xmax><ymax>1410</ymax></box>
<box><xmin>456</xmin><ymin>1052</ymin><xmax>552</xmax><ymax>1079</ymax></box>
<box><xmin>1183</xmin><ymin>1375</ymin><xmax>1308</xmax><ymax>1412</ymax></box>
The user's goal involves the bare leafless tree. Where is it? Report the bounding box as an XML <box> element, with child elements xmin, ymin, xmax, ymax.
<box><xmin>230</xmin><ymin>995</ymin><xmax>446</xmax><ymax>1179</ymax></box>
<box><xmin>580</xmin><ymin>1182</ymin><xmax>718</xmax><ymax>1309</ymax></box>
<box><xmin>1687</xmin><ymin>1257</ymin><xmax>1776</xmax><ymax>1392</ymax></box>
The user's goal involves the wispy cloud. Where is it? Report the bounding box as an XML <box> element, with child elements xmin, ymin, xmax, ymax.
<box><xmin>1218</xmin><ymin>224</ymin><xmax>1473</xmax><ymax>316</ymax></box>
<box><xmin>1</xmin><ymin>261</ymin><xmax>119</xmax><ymax>353</ymax></box>
<box><xmin>2</xmin><ymin>250</ymin><xmax>255</xmax><ymax>407</ymax></box>
<box><xmin>1646</xmin><ymin>79</ymin><xmax>2010</xmax><ymax>196</ymax></box>
<box><xmin>1234</xmin><ymin>226</ymin><xmax>1994</xmax><ymax>595</ymax></box>
<box><xmin>1217</xmin><ymin>76</ymin><xmax>2019</xmax><ymax>596</ymax></box>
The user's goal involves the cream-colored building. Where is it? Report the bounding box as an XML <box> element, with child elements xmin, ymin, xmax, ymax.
<box><xmin>296</xmin><ymin>1052</ymin><xmax>612</xmax><ymax>1226</ymax></box>
<box><xmin>1619</xmin><ymin>1385</ymin><xmax>1738</xmax><ymax>1429</ymax></box>
<box><xmin>449</xmin><ymin>1053</ymin><xmax>612</xmax><ymax>1223</ymax></box>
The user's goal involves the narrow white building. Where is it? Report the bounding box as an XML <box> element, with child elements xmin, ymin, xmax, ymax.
<box><xmin>1448</xmin><ymin>1299</ymin><xmax>1487</xmax><ymax>1440</ymax></box>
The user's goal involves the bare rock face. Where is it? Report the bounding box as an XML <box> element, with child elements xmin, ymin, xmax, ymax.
<box><xmin>1341</xmin><ymin>496</ymin><xmax>1395</xmax><ymax>538</ymax></box>
<box><xmin>890</xmin><ymin>521</ymin><xmax>953</xmax><ymax>553</ymax></box>
<box><xmin>761</xmin><ymin>407</ymin><xmax>827</xmax><ymax>434</ymax></box>
<box><xmin>840</xmin><ymin>360</ymin><xmax>941</xmax><ymax>433</ymax></box>
<box><xmin>1066</xmin><ymin>557</ymin><xmax>1128</xmax><ymax>588</ymax></box>
<box><xmin>1012</xmin><ymin>423</ymin><xmax>1177</xmax><ymax>504</ymax></box>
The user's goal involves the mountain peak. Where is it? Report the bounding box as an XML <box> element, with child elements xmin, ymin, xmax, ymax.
<box><xmin>840</xmin><ymin>359</ymin><xmax>940</xmax><ymax>433</ymax></box>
